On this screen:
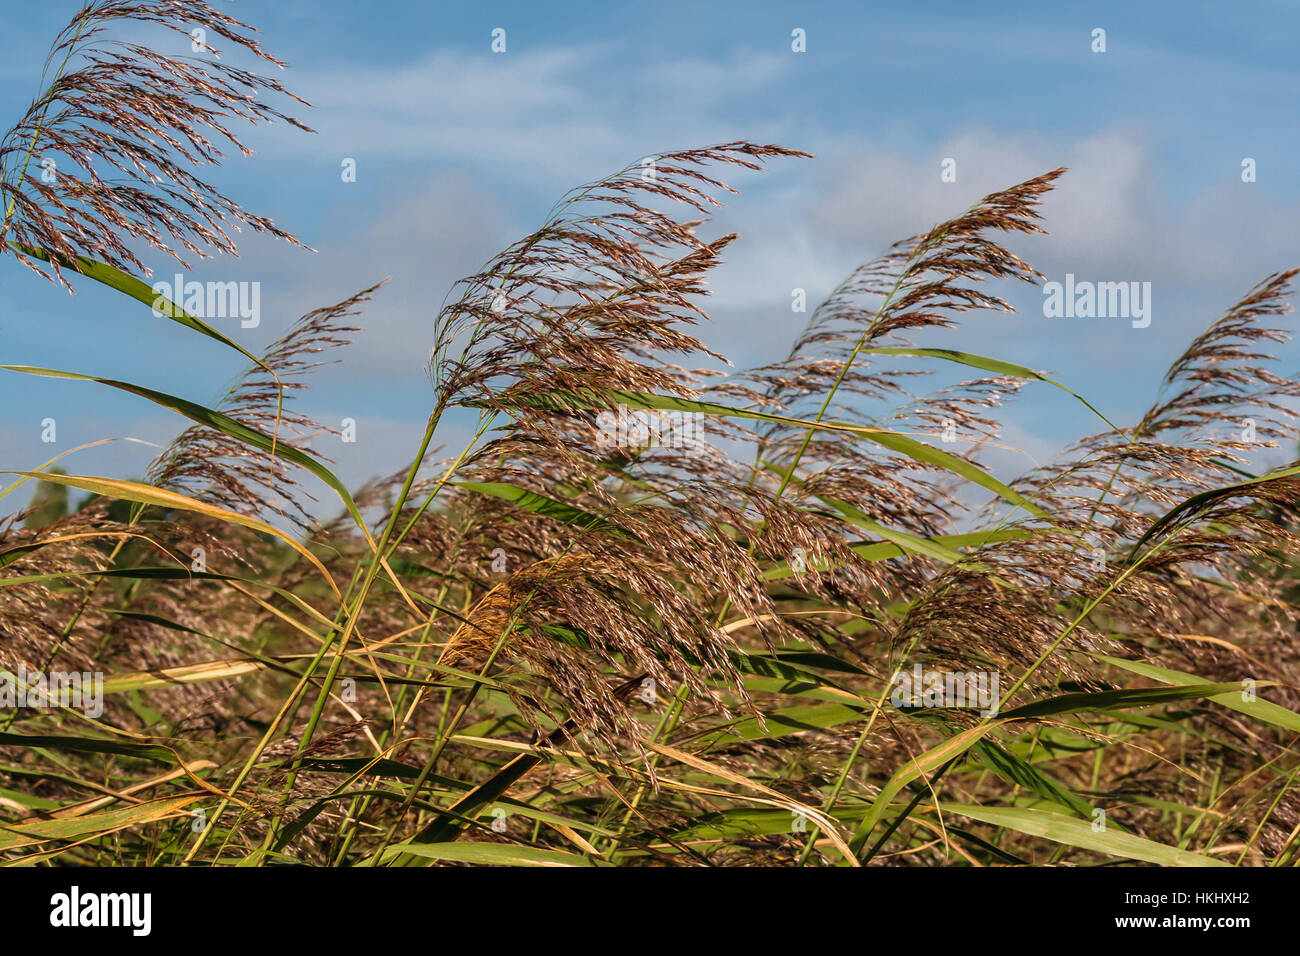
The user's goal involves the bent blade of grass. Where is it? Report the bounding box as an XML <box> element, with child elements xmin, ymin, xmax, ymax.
<box><xmin>737</xmin><ymin>677</ymin><xmax>867</xmax><ymax>706</ymax></box>
<box><xmin>4</xmin><ymin>473</ymin><xmax>340</xmax><ymax>599</ymax></box>
<box><xmin>1</xmin><ymin>365</ymin><xmax>364</xmax><ymax>532</ymax></box>
<box><xmin>1092</xmin><ymin>653</ymin><xmax>1300</xmax><ymax>735</ymax></box>
<box><xmin>0</xmin><ymin>732</ymin><xmax>177</xmax><ymax>764</ymax></box>
<box><xmin>0</xmin><ymin>567</ymin><xmax>336</xmax><ymax>636</ymax></box>
<box><xmin>664</xmin><ymin>805</ymin><xmax>872</xmax><ymax>846</ymax></box>
<box><xmin>814</xmin><ymin>493</ymin><xmax>969</xmax><ymax>565</ymax></box>
<box><xmin>371</xmin><ymin>840</ymin><xmax>593</xmax><ymax>867</ymax></box>
<box><xmin>727</xmin><ymin>648</ymin><xmax>859</xmax><ymax>690</ymax></box>
<box><xmin>642</xmin><ymin>739</ymin><xmax>860</xmax><ymax>866</ymax></box>
<box><xmin>100</xmin><ymin>658</ymin><xmax>268</xmax><ymax>695</ymax></box>
<box><xmin>6</xmin><ymin>244</ymin><xmax>266</xmax><ymax>368</ymax></box>
<box><xmin>0</xmin><ymin>437</ymin><xmax>156</xmax><ymax>503</ymax></box>
<box><xmin>859</xmin><ymin>347</ymin><xmax>1124</xmax><ymax>435</ymax></box>
<box><xmin>849</xmin><ymin>722</ymin><xmax>1005</xmax><ymax>857</ymax></box>
<box><xmin>695</xmin><ymin>701</ymin><xmax>870</xmax><ymax>747</ymax></box>
<box><xmin>969</xmin><ymin>739</ymin><xmax>1098</xmax><ymax>823</ymax></box>
<box><xmin>762</xmin><ymin>527</ymin><xmax>1038</xmax><ymax>580</ymax></box>
<box><xmin>998</xmin><ymin>682</ymin><xmax>1260</xmax><ymax>720</ymax></box>
<box><xmin>863</xmin><ymin>429</ymin><xmax>1046</xmax><ymax>519</ymax></box>
<box><xmin>850</xmin><ymin>683</ymin><xmax>1253</xmax><ymax>857</ymax></box>
<box><xmin>0</xmin><ymin>794</ymin><xmax>202</xmax><ymax>852</ymax></box>
<box><xmin>759</xmin><ymin>461</ymin><xmax>974</xmax><ymax>565</ymax></box>
<box><xmin>1126</xmin><ymin>463</ymin><xmax>1300</xmax><ymax>563</ymax></box>
<box><xmin>455</xmin><ymin>480</ymin><xmax>641</xmax><ymax>540</ymax></box>
<box><xmin>939</xmin><ymin>804</ymin><xmax>1230</xmax><ymax>866</ymax></box>
<box><xmin>0</xmin><ymin>528</ymin><xmax>160</xmax><ymax>570</ymax></box>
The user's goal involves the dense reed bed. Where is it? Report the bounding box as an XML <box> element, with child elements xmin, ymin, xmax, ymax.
<box><xmin>1</xmin><ymin>1</ymin><xmax>1298</xmax><ymax>867</ymax></box>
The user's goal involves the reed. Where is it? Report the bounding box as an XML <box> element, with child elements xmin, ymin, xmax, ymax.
<box><xmin>1</xmin><ymin>1</ymin><xmax>1297</xmax><ymax>867</ymax></box>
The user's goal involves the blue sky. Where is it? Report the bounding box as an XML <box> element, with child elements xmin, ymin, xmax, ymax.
<box><xmin>2</xmin><ymin>0</ymin><xmax>1298</xmax><ymax>515</ymax></box>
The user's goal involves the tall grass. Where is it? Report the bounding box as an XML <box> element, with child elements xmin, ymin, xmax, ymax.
<box><xmin>1</xmin><ymin>1</ymin><xmax>1298</xmax><ymax>867</ymax></box>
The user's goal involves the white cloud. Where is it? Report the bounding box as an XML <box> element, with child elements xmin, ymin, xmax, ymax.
<box><xmin>266</xmin><ymin>44</ymin><xmax>795</xmax><ymax>185</ymax></box>
<box><xmin>811</xmin><ymin>127</ymin><xmax>1300</xmax><ymax>286</ymax></box>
